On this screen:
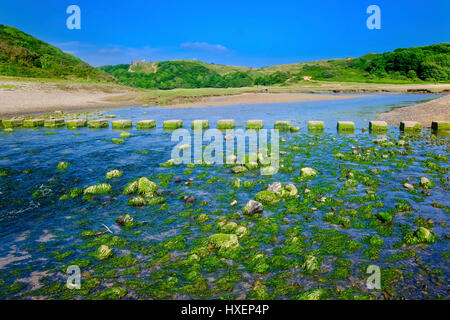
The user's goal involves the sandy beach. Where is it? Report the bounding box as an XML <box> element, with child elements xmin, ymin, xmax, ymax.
<box><xmin>377</xmin><ymin>94</ymin><xmax>450</xmax><ymax>127</ymax></box>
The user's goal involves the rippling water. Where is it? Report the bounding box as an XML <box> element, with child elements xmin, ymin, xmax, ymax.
<box><xmin>0</xmin><ymin>93</ymin><xmax>448</xmax><ymax>300</ymax></box>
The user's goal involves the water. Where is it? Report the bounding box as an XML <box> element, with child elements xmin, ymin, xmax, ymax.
<box><xmin>0</xmin><ymin>93</ymin><xmax>448</xmax><ymax>300</ymax></box>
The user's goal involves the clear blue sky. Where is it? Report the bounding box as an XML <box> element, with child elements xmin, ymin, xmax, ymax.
<box><xmin>0</xmin><ymin>0</ymin><xmax>449</xmax><ymax>67</ymax></box>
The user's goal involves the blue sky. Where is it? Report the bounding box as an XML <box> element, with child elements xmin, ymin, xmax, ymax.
<box><xmin>0</xmin><ymin>0</ymin><xmax>449</xmax><ymax>67</ymax></box>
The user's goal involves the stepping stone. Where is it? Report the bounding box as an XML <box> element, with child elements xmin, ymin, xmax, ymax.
<box><xmin>2</xmin><ymin>118</ymin><xmax>23</xmax><ymax>128</ymax></box>
<box><xmin>163</xmin><ymin>120</ymin><xmax>183</xmax><ymax>130</ymax></box>
<box><xmin>88</xmin><ymin>119</ymin><xmax>109</xmax><ymax>129</ymax></box>
<box><xmin>66</xmin><ymin>119</ymin><xmax>87</xmax><ymax>129</ymax></box>
<box><xmin>274</xmin><ymin>121</ymin><xmax>291</xmax><ymax>131</ymax></box>
<box><xmin>337</xmin><ymin>121</ymin><xmax>355</xmax><ymax>132</ymax></box>
<box><xmin>290</xmin><ymin>126</ymin><xmax>300</xmax><ymax>133</ymax></box>
<box><xmin>44</xmin><ymin>118</ymin><xmax>65</xmax><ymax>128</ymax></box>
<box><xmin>369</xmin><ymin>121</ymin><xmax>388</xmax><ymax>133</ymax></box>
<box><xmin>217</xmin><ymin>119</ymin><xmax>235</xmax><ymax>129</ymax></box>
<box><xmin>400</xmin><ymin>121</ymin><xmax>421</xmax><ymax>133</ymax></box>
<box><xmin>112</xmin><ymin>120</ymin><xmax>132</xmax><ymax>129</ymax></box>
<box><xmin>246</xmin><ymin>120</ymin><xmax>263</xmax><ymax>130</ymax></box>
<box><xmin>23</xmin><ymin>119</ymin><xmax>44</xmax><ymax>128</ymax></box>
<box><xmin>431</xmin><ymin>121</ymin><xmax>450</xmax><ymax>132</ymax></box>
<box><xmin>191</xmin><ymin>120</ymin><xmax>209</xmax><ymax>130</ymax></box>
<box><xmin>137</xmin><ymin>120</ymin><xmax>156</xmax><ymax>129</ymax></box>
<box><xmin>308</xmin><ymin>121</ymin><xmax>324</xmax><ymax>131</ymax></box>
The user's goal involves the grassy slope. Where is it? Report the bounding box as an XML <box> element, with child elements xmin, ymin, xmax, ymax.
<box><xmin>0</xmin><ymin>24</ymin><xmax>115</xmax><ymax>82</ymax></box>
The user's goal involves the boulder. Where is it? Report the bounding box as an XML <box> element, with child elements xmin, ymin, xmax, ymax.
<box><xmin>136</xmin><ymin>120</ymin><xmax>156</xmax><ymax>129</ymax></box>
<box><xmin>208</xmin><ymin>234</ymin><xmax>239</xmax><ymax>249</ymax></box>
<box><xmin>84</xmin><ymin>183</ymin><xmax>112</xmax><ymax>195</ymax></box>
<box><xmin>112</xmin><ymin>120</ymin><xmax>132</xmax><ymax>129</ymax></box>
<box><xmin>96</xmin><ymin>245</ymin><xmax>113</xmax><ymax>260</ymax></box>
<box><xmin>106</xmin><ymin>169</ymin><xmax>123</xmax><ymax>179</ymax></box>
<box><xmin>217</xmin><ymin>119</ymin><xmax>235</xmax><ymax>130</ymax></box>
<box><xmin>300</xmin><ymin>167</ymin><xmax>317</xmax><ymax>178</ymax></box>
<box><xmin>115</xmin><ymin>214</ymin><xmax>136</xmax><ymax>228</ymax></box>
<box><xmin>243</xmin><ymin>200</ymin><xmax>263</xmax><ymax>216</ymax></box>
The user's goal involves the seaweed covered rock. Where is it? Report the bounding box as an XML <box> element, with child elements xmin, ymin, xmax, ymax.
<box><xmin>208</xmin><ymin>234</ymin><xmax>239</xmax><ymax>249</ymax></box>
<box><xmin>57</xmin><ymin>162</ymin><xmax>69</xmax><ymax>170</ymax></box>
<box><xmin>128</xmin><ymin>196</ymin><xmax>146</xmax><ymax>207</ymax></box>
<box><xmin>96</xmin><ymin>245</ymin><xmax>113</xmax><ymax>260</ymax></box>
<box><xmin>302</xmin><ymin>255</ymin><xmax>321</xmax><ymax>274</ymax></box>
<box><xmin>231</xmin><ymin>166</ymin><xmax>248</xmax><ymax>174</ymax></box>
<box><xmin>115</xmin><ymin>214</ymin><xmax>136</xmax><ymax>228</ymax></box>
<box><xmin>123</xmin><ymin>177</ymin><xmax>158</xmax><ymax>197</ymax></box>
<box><xmin>300</xmin><ymin>167</ymin><xmax>317</xmax><ymax>178</ymax></box>
<box><xmin>97</xmin><ymin>287</ymin><xmax>127</xmax><ymax>300</ymax></box>
<box><xmin>243</xmin><ymin>200</ymin><xmax>263</xmax><ymax>216</ymax></box>
<box><xmin>84</xmin><ymin>183</ymin><xmax>112</xmax><ymax>195</ymax></box>
<box><xmin>294</xmin><ymin>289</ymin><xmax>327</xmax><ymax>300</ymax></box>
<box><xmin>420</xmin><ymin>177</ymin><xmax>434</xmax><ymax>189</ymax></box>
<box><xmin>106</xmin><ymin>169</ymin><xmax>123</xmax><ymax>180</ymax></box>
<box><xmin>403</xmin><ymin>227</ymin><xmax>436</xmax><ymax>245</ymax></box>
<box><xmin>255</xmin><ymin>182</ymin><xmax>298</xmax><ymax>205</ymax></box>
<box><xmin>161</xmin><ymin>159</ymin><xmax>175</xmax><ymax>167</ymax></box>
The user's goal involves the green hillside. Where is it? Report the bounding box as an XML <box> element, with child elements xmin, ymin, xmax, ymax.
<box><xmin>0</xmin><ymin>24</ymin><xmax>115</xmax><ymax>81</ymax></box>
<box><xmin>100</xmin><ymin>43</ymin><xmax>450</xmax><ymax>89</ymax></box>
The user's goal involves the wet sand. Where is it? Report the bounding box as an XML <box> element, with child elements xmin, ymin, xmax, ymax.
<box><xmin>377</xmin><ymin>94</ymin><xmax>450</xmax><ymax>127</ymax></box>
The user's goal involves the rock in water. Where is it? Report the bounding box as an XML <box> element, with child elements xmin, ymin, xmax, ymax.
<box><xmin>243</xmin><ymin>200</ymin><xmax>263</xmax><ymax>216</ymax></box>
<box><xmin>96</xmin><ymin>245</ymin><xmax>113</xmax><ymax>260</ymax></box>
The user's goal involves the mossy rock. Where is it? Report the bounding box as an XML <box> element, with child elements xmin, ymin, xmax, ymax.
<box><xmin>96</xmin><ymin>245</ymin><xmax>113</xmax><ymax>260</ymax></box>
<box><xmin>300</xmin><ymin>167</ymin><xmax>317</xmax><ymax>178</ymax></box>
<box><xmin>231</xmin><ymin>165</ymin><xmax>248</xmax><ymax>174</ymax></box>
<box><xmin>120</xmin><ymin>131</ymin><xmax>131</xmax><ymax>138</ymax></box>
<box><xmin>191</xmin><ymin>120</ymin><xmax>209</xmax><ymax>130</ymax></box>
<box><xmin>217</xmin><ymin>119</ymin><xmax>235</xmax><ymax>129</ymax></box>
<box><xmin>403</xmin><ymin>227</ymin><xmax>436</xmax><ymax>245</ymax></box>
<box><xmin>44</xmin><ymin>119</ymin><xmax>65</xmax><ymax>128</ymax></box>
<box><xmin>2</xmin><ymin>118</ymin><xmax>23</xmax><ymax>128</ymax></box>
<box><xmin>302</xmin><ymin>255</ymin><xmax>321</xmax><ymax>274</ymax></box>
<box><xmin>369</xmin><ymin>121</ymin><xmax>388</xmax><ymax>133</ymax></box>
<box><xmin>111</xmin><ymin>138</ymin><xmax>125</xmax><ymax>144</ymax></box>
<box><xmin>136</xmin><ymin>120</ymin><xmax>156</xmax><ymax>129</ymax></box>
<box><xmin>209</xmin><ymin>234</ymin><xmax>239</xmax><ymax>249</ymax></box>
<box><xmin>274</xmin><ymin>121</ymin><xmax>291</xmax><ymax>131</ymax></box>
<box><xmin>246</xmin><ymin>120</ymin><xmax>263</xmax><ymax>130</ymax></box>
<box><xmin>84</xmin><ymin>183</ymin><xmax>112</xmax><ymax>195</ymax></box>
<box><xmin>112</xmin><ymin>120</ymin><xmax>132</xmax><ymax>129</ymax></box>
<box><xmin>66</xmin><ymin>119</ymin><xmax>87</xmax><ymax>129</ymax></box>
<box><xmin>161</xmin><ymin>159</ymin><xmax>175</xmax><ymax>167</ymax></box>
<box><xmin>431</xmin><ymin>121</ymin><xmax>450</xmax><ymax>132</ymax></box>
<box><xmin>294</xmin><ymin>289</ymin><xmax>328</xmax><ymax>300</ymax></box>
<box><xmin>106</xmin><ymin>169</ymin><xmax>123</xmax><ymax>179</ymax></box>
<box><xmin>96</xmin><ymin>287</ymin><xmax>127</xmax><ymax>300</ymax></box>
<box><xmin>88</xmin><ymin>119</ymin><xmax>109</xmax><ymax>129</ymax></box>
<box><xmin>337</xmin><ymin>121</ymin><xmax>355</xmax><ymax>133</ymax></box>
<box><xmin>308</xmin><ymin>121</ymin><xmax>324</xmax><ymax>132</ymax></box>
<box><xmin>400</xmin><ymin>121</ymin><xmax>421</xmax><ymax>133</ymax></box>
<box><xmin>255</xmin><ymin>190</ymin><xmax>281</xmax><ymax>205</ymax></box>
<box><xmin>23</xmin><ymin>119</ymin><xmax>44</xmax><ymax>128</ymax></box>
<box><xmin>57</xmin><ymin>161</ymin><xmax>69</xmax><ymax>170</ymax></box>
<box><xmin>163</xmin><ymin>120</ymin><xmax>183</xmax><ymax>130</ymax></box>
<box><xmin>128</xmin><ymin>196</ymin><xmax>146</xmax><ymax>207</ymax></box>
<box><xmin>115</xmin><ymin>214</ymin><xmax>136</xmax><ymax>228</ymax></box>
